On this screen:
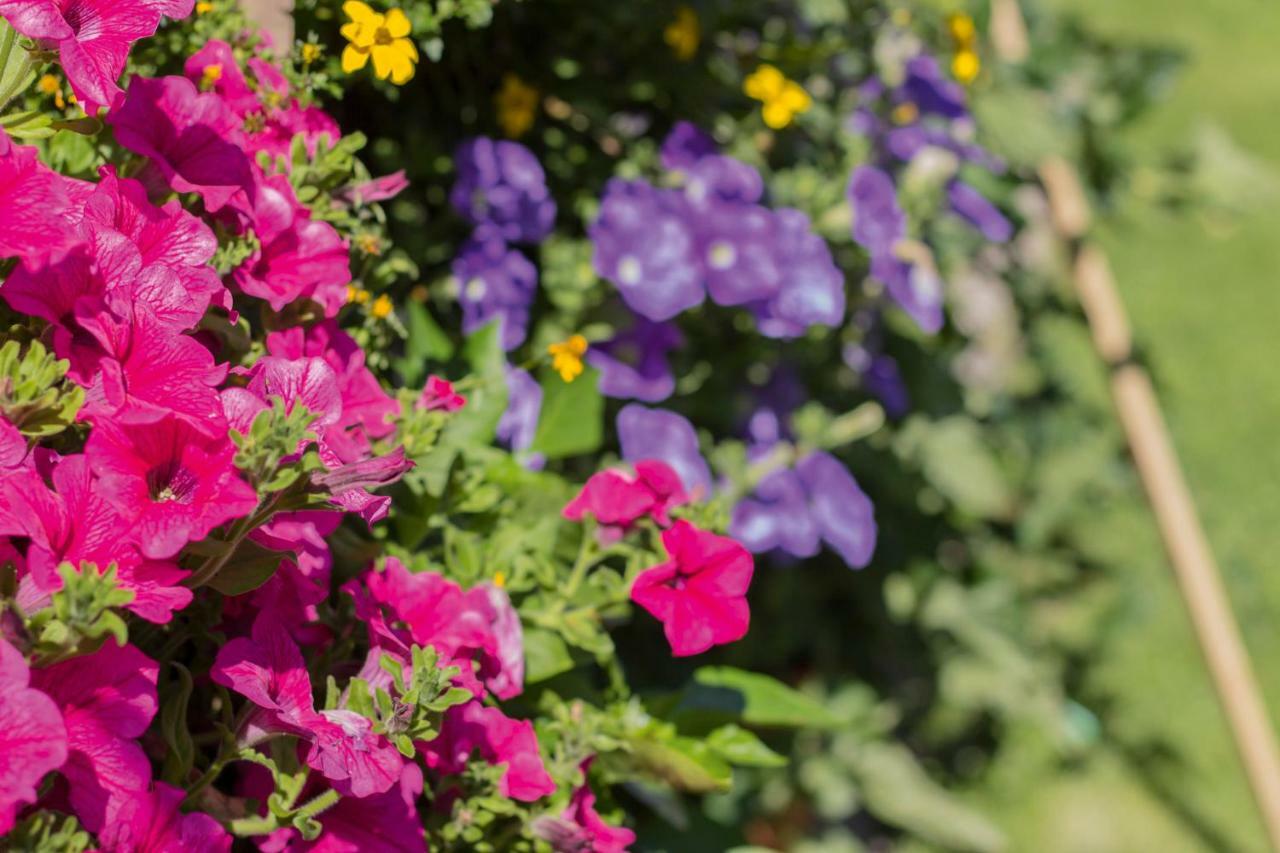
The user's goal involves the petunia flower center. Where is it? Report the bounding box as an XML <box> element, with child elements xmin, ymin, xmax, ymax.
<box><xmin>146</xmin><ymin>461</ymin><xmax>199</xmax><ymax>504</ymax></box>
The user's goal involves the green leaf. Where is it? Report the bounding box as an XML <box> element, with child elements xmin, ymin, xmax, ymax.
<box><xmin>159</xmin><ymin>664</ymin><xmax>196</xmax><ymax>785</ymax></box>
<box><xmin>628</xmin><ymin>729</ymin><xmax>733</xmax><ymax>793</ymax></box>
<box><xmin>852</xmin><ymin>741</ymin><xmax>1005</xmax><ymax>853</ymax></box>
<box><xmin>529</xmin><ymin>365</ymin><xmax>603</xmax><ymax>459</ymax></box>
<box><xmin>706</xmin><ymin>724</ymin><xmax>787</xmax><ymax>768</ymax></box>
<box><xmin>674</xmin><ymin>667</ymin><xmax>847</xmax><ymax>729</ymax></box>
<box><xmin>396</xmin><ymin>300</ymin><xmax>455</xmax><ymax>385</ymax></box>
<box><xmin>522</xmin><ymin>627</ymin><xmax>575</xmax><ymax>683</ymax></box>
<box><xmin>207</xmin><ymin>539</ymin><xmax>282</xmax><ymax>596</ymax></box>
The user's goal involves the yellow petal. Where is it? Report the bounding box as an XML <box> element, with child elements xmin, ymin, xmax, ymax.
<box><xmin>341</xmin><ymin>44</ymin><xmax>369</xmax><ymax>73</ymax></box>
<box><xmin>340</xmin><ymin>21</ymin><xmax>369</xmax><ymax>45</ymax></box>
<box><xmin>342</xmin><ymin>0</ymin><xmax>375</xmax><ymax>23</ymax></box>
<box><xmin>384</xmin><ymin>7</ymin><xmax>411</xmax><ymax>38</ymax></box>
<box><xmin>744</xmin><ymin>65</ymin><xmax>784</xmax><ymax>101</ymax></box>
<box><xmin>780</xmin><ymin>82</ymin><xmax>811</xmax><ymax>112</ymax></box>
<box><xmin>761</xmin><ymin>101</ymin><xmax>792</xmax><ymax>129</ymax></box>
<box><xmin>387</xmin><ymin>44</ymin><xmax>417</xmax><ymax>84</ymax></box>
<box><xmin>370</xmin><ymin>45</ymin><xmax>394</xmax><ymax>80</ymax></box>
<box><xmin>398</xmin><ymin>37</ymin><xmax>418</xmax><ymax>61</ymax></box>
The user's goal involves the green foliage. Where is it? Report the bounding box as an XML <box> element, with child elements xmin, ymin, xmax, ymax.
<box><xmin>0</xmin><ymin>339</ymin><xmax>84</xmax><ymax>438</ymax></box>
<box><xmin>2</xmin><ymin>812</ymin><xmax>92</xmax><ymax>853</ymax></box>
<box><xmin>24</xmin><ymin>563</ymin><xmax>134</xmax><ymax>665</ymax></box>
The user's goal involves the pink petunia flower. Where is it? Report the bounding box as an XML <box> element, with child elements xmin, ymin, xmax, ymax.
<box><xmin>535</xmin><ymin>761</ymin><xmax>635</xmax><ymax>853</ymax></box>
<box><xmin>0</xmin><ymin>456</ymin><xmax>193</xmax><ymax>623</ymax></box>
<box><xmin>0</xmin><ymin>638</ymin><xmax>67</xmax><ymax>834</ymax></box>
<box><xmin>211</xmin><ymin>612</ymin><xmax>403</xmax><ymax>798</ymax></box>
<box><xmin>0</xmin><ymin>128</ymin><xmax>75</xmax><ymax>261</ymax></box>
<box><xmin>422</xmin><ymin>701</ymin><xmax>555</xmax><ymax>802</ymax></box>
<box><xmin>98</xmin><ymin>782</ymin><xmax>230</xmax><ymax>852</ymax></box>
<box><xmin>85</xmin><ymin>414</ymin><xmax>258</xmax><ymax>560</ymax></box>
<box><xmin>347</xmin><ymin>558</ymin><xmax>524</xmax><ymax>700</ymax></box>
<box><xmin>629</xmin><ymin>520</ymin><xmax>754</xmax><ymax>657</ymax></box>
<box><xmin>110</xmin><ymin>75</ymin><xmax>254</xmax><ymax>212</ymax></box>
<box><xmin>0</xmin><ymin>0</ymin><xmax>193</xmax><ymax>114</ymax></box>
<box><xmin>563</xmin><ymin>459</ymin><xmax>688</xmax><ymax>532</ymax></box>
<box><xmin>416</xmin><ymin>375</ymin><xmax>466</xmax><ymax>413</ymax></box>
<box><xmin>230</xmin><ymin>170</ymin><xmax>350</xmax><ymax>316</ymax></box>
<box><xmin>0</xmin><ymin>417</ymin><xmax>29</xmax><ymax>470</ymax></box>
<box><xmin>31</xmin><ymin>641</ymin><xmax>158</xmax><ymax>833</ymax></box>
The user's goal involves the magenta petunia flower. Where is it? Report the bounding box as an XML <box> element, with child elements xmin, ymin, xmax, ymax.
<box><xmin>85</xmin><ymin>414</ymin><xmax>258</xmax><ymax>560</ymax></box>
<box><xmin>98</xmin><ymin>782</ymin><xmax>230</xmax><ymax>852</ymax></box>
<box><xmin>211</xmin><ymin>613</ymin><xmax>403</xmax><ymax>798</ymax></box>
<box><xmin>535</xmin><ymin>760</ymin><xmax>635</xmax><ymax>853</ymax></box>
<box><xmin>422</xmin><ymin>701</ymin><xmax>555</xmax><ymax>802</ymax></box>
<box><xmin>563</xmin><ymin>459</ymin><xmax>688</xmax><ymax>532</ymax></box>
<box><xmin>31</xmin><ymin>641</ymin><xmax>158</xmax><ymax>833</ymax></box>
<box><xmin>0</xmin><ymin>128</ymin><xmax>75</xmax><ymax>261</ymax></box>
<box><xmin>110</xmin><ymin>75</ymin><xmax>254</xmax><ymax>212</ymax></box>
<box><xmin>629</xmin><ymin>520</ymin><xmax>754</xmax><ymax>657</ymax></box>
<box><xmin>0</xmin><ymin>0</ymin><xmax>193</xmax><ymax>114</ymax></box>
<box><xmin>230</xmin><ymin>170</ymin><xmax>350</xmax><ymax>316</ymax></box>
<box><xmin>0</xmin><ymin>456</ymin><xmax>194</xmax><ymax>623</ymax></box>
<box><xmin>0</xmin><ymin>638</ymin><xmax>67</xmax><ymax>835</ymax></box>
<box><xmin>349</xmin><ymin>558</ymin><xmax>524</xmax><ymax>700</ymax></box>
<box><xmin>416</xmin><ymin>375</ymin><xmax>466</xmax><ymax>412</ymax></box>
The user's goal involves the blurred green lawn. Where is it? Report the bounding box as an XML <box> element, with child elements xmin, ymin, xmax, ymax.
<box><xmin>963</xmin><ymin>1</ymin><xmax>1280</xmax><ymax>850</ymax></box>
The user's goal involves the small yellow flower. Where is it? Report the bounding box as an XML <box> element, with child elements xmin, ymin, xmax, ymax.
<box><xmin>743</xmin><ymin>64</ymin><xmax>811</xmax><ymax>130</ymax></box>
<box><xmin>664</xmin><ymin>6</ymin><xmax>700</xmax><ymax>61</ymax></box>
<box><xmin>371</xmin><ymin>294</ymin><xmax>394</xmax><ymax>319</ymax></box>
<box><xmin>493</xmin><ymin>570</ymin><xmax>506</xmax><ymax>588</ymax></box>
<box><xmin>891</xmin><ymin>101</ymin><xmax>919</xmax><ymax>125</ymax></box>
<box><xmin>195</xmin><ymin>0</ymin><xmax>212</xmax><ymax>12</ymax></box>
<box><xmin>547</xmin><ymin>334</ymin><xmax>588</xmax><ymax>383</ymax></box>
<box><xmin>952</xmin><ymin>49</ymin><xmax>980</xmax><ymax>84</ymax></box>
<box><xmin>947</xmin><ymin>12</ymin><xmax>977</xmax><ymax>46</ymax></box>
<box><xmin>37</xmin><ymin>74</ymin><xmax>58</xmax><ymax>95</ymax></box>
<box><xmin>200</xmin><ymin>64</ymin><xmax>223</xmax><ymax>90</ymax></box>
<box><xmin>341</xmin><ymin>1</ymin><xmax>418</xmax><ymax>85</ymax></box>
<box><xmin>301</xmin><ymin>43</ymin><xmax>322</xmax><ymax>66</ymax></box>
<box><xmin>495</xmin><ymin>73</ymin><xmax>538</xmax><ymax>139</ymax></box>
<box><xmin>355</xmin><ymin>233</ymin><xmax>383</xmax><ymax>255</ymax></box>
<box><xmin>346</xmin><ymin>285</ymin><xmax>371</xmax><ymax>304</ymax></box>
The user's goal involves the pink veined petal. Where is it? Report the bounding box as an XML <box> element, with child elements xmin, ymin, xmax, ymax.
<box><xmin>210</xmin><ymin>613</ymin><xmax>316</xmax><ymax>724</ymax></box>
<box><xmin>0</xmin><ymin>639</ymin><xmax>68</xmax><ymax>835</ymax></box>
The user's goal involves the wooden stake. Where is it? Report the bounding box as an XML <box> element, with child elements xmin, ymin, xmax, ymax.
<box><xmin>1041</xmin><ymin>156</ymin><xmax>1280</xmax><ymax>851</ymax></box>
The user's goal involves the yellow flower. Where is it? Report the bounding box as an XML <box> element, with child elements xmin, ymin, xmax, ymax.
<box><xmin>495</xmin><ymin>73</ymin><xmax>538</xmax><ymax>139</ymax></box>
<box><xmin>493</xmin><ymin>570</ymin><xmax>506</xmax><ymax>588</ymax></box>
<box><xmin>301</xmin><ymin>43</ymin><xmax>322</xmax><ymax>66</ymax></box>
<box><xmin>38</xmin><ymin>74</ymin><xmax>66</xmax><ymax>108</ymax></box>
<box><xmin>548</xmin><ymin>334</ymin><xmax>588</xmax><ymax>382</ymax></box>
<box><xmin>664</xmin><ymin>6</ymin><xmax>700</xmax><ymax>61</ymax></box>
<box><xmin>743</xmin><ymin>64</ymin><xmax>811</xmax><ymax>130</ymax></box>
<box><xmin>371</xmin><ymin>294</ymin><xmax>393</xmax><ymax>319</ymax></box>
<box><xmin>341</xmin><ymin>1</ymin><xmax>418</xmax><ymax>85</ymax></box>
<box><xmin>195</xmin><ymin>0</ymin><xmax>212</xmax><ymax>12</ymax></box>
<box><xmin>947</xmin><ymin>12</ymin><xmax>977</xmax><ymax>46</ymax></box>
<box><xmin>952</xmin><ymin>49</ymin><xmax>980</xmax><ymax>84</ymax></box>
<box><xmin>346</xmin><ymin>285</ymin><xmax>371</xmax><ymax>304</ymax></box>
<box><xmin>355</xmin><ymin>233</ymin><xmax>382</xmax><ymax>255</ymax></box>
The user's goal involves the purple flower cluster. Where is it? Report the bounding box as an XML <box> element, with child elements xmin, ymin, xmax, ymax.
<box><xmin>847</xmin><ymin>53</ymin><xmax>1013</xmax><ymax>333</ymax></box>
<box><xmin>450</xmin><ymin>138</ymin><xmax>556</xmax><ymax>350</ymax></box>
<box><xmin>591</xmin><ymin>123</ymin><xmax>845</xmax><ymax>336</ymax></box>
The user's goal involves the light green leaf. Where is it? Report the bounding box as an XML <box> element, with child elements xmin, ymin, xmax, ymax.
<box><xmin>530</xmin><ymin>365</ymin><xmax>603</xmax><ymax>459</ymax></box>
<box><xmin>522</xmin><ymin>627</ymin><xmax>575</xmax><ymax>683</ymax></box>
<box><xmin>675</xmin><ymin>667</ymin><xmax>847</xmax><ymax>729</ymax></box>
<box><xmin>706</xmin><ymin>724</ymin><xmax>787</xmax><ymax>768</ymax></box>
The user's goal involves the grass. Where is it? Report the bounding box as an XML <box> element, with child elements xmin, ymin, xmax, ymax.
<box><xmin>969</xmin><ymin>1</ymin><xmax>1280</xmax><ymax>849</ymax></box>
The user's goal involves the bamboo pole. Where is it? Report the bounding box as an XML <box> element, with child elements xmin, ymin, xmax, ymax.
<box><xmin>1040</xmin><ymin>155</ymin><xmax>1280</xmax><ymax>851</ymax></box>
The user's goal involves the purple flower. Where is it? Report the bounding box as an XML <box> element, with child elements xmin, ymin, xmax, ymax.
<box><xmin>852</xmin><ymin>349</ymin><xmax>911</xmax><ymax>418</ymax></box>
<box><xmin>683</xmin><ymin>155</ymin><xmax>765</xmax><ymax>207</ymax></box>
<box><xmin>617</xmin><ymin>403</ymin><xmax>712</xmax><ymax>499</ymax></box>
<box><xmin>848</xmin><ymin>165</ymin><xmax>906</xmax><ymax>255</ymax></box>
<box><xmin>452</xmin><ymin>236</ymin><xmax>537</xmax><ymax>351</ymax></box>
<box><xmin>450</xmin><ymin>137</ymin><xmax>556</xmax><ymax>244</ymax></box>
<box><xmin>730</xmin><ymin>450</ymin><xmax>877</xmax><ymax>569</ymax></box>
<box><xmin>871</xmin><ymin>252</ymin><xmax>945</xmax><ymax>334</ymax></box>
<box><xmin>796</xmin><ymin>451</ymin><xmax>877</xmax><ymax>568</ymax></box>
<box><xmin>693</xmin><ymin>201</ymin><xmax>781</xmax><ymax>306</ymax></box>
<box><xmin>587</xmin><ymin>318</ymin><xmax>682</xmax><ymax>402</ymax></box>
<box><xmin>660</xmin><ymin>121</ymin><xmax>717</xmax><ymax>172</ymax></box>
<box><xmin>751</xmin><ymin>208</ymin><xmax>846</xmax><ymax>338</ymax></box>
<box><xmin>900</xmin><ymin>56</ymin><xmax>968</xmax><ymax>120</ymax></box>
<box><xmin>947</xmin><ymin>180</ymin><xmax>1013</xmax><ymax>242</ymax></box>
<box><xmin>496</xmin><ymin>366</ymin><xmax>545</xmax><ymax>470</ymax></box>
<box><xmin>590</xmin><ymin>179</ymin><xmax>704</xmax><ymax>321</ymax></box>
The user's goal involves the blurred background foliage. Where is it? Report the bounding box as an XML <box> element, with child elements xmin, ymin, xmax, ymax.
<box><xmin>280</xmin><ymin>0</ymin><xmax>1280</xmax><ymax>849</ymax></box>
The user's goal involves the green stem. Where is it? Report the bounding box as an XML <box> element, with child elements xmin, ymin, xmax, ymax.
<box><xmin>560</xmin><ymin>520</ymin><xmax>599</xmax><ymax>601</ymax></box>
<box><xmin>186</xmin><ymin>496</ymin><xmax>279</xmax><ymax>588</ymax></box>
